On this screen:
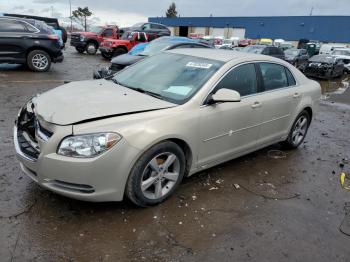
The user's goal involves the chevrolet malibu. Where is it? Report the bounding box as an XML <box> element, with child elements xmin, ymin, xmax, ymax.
<box><xmin>14</xmin><ymin>49</ymin><xmax>321</xmax><ymax>206</ymax></box>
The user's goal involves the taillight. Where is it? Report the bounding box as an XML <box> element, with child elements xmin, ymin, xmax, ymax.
<box><xmin>48</xmin><ymin>34</ymin><xmax>59</xmax><ymax>40</ymax></box>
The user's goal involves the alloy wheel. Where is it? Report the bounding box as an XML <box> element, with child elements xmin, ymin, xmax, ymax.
<box><xmin>292</xmin><ymin>115</ymin><xmax>308</xmax><ymax>146</ymax></box>
<box><xmin>32</xmin><ymin>54</ymin><xmax>48</xmax><ymax>70</ymax></box>
<box><xmin>141</xmin><ymin>152</ymin><xmax>180</xmax><ymax>200</ymax></box>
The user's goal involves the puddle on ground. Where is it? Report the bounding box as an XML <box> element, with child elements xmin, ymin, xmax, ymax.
<box><xmin>317</xmin><ymin>75</ymin><xmax>350</xmax><ymax>94</ymax></box>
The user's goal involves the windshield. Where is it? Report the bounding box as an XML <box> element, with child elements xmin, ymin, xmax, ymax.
<box><xmin>242</xmin><ymin>46</ymin><xmax>264</xmax><ymax>54</ymax></box>
<box><xmin>113</xmin><ymin>53</ymin><xmax>223</xmax><ymax>104</ymax></box>
<box><xmin>90</xmin><ymin>26</ymin><xmax>103</xmax><ymax>34</ymax></box>
<box><xmin>121</xmin><ymin>31</ymin><xmax>135</xmax><ymax>40</ymax></box>
<box><xmin>333</xmin><ymin>49</ymin><xmax>350</xmax><ymax>56</ymax></box>
<box><xmin>139</xmin><ymin>41</ymin><xmax>173</xmax><ymax>56</ymax></box>
<box><xmin>285</xmin><ymin>49</ymin><xmax>299</xmax><ymax>56</ymax></box>
<box><xmin>132</xmin><ymin>22</ymin><xmax>144</xmax><ymax>28</ymax></box>
<box><xmin>309</xmin><ymin>55</ymin><xmax>335</xmax><ymax>63</ymax></box>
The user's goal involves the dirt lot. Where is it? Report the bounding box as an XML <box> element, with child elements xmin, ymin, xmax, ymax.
<box><xmin>0</xmin><ymin>46</ymin><xmax>350</xmax><ymax>262</ymax></box>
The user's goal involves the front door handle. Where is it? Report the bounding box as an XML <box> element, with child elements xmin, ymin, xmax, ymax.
<box><xmin>293</xmin><ymin>93</ymin><xmax>301</xmax><ymax>98</ymax></box>
<box><xmin>251</xmin><ymin>101</ymin><xmax>262</xmax><ymax>109</ymax></box>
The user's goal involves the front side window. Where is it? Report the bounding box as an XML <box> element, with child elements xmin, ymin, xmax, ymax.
<box><xmin>113</xmin><ymin>53</ymin><xmax>223</xmax><ymax>104</ymax></box>
<box><xmin>214</xmin><ymin>63</ymin><xmax>257</xmax><ymax>97</ymax></box>
<box><xmin>259</xmin><ymin>63</ymin><xmax>288</xmax><ymax>91</ymax></box>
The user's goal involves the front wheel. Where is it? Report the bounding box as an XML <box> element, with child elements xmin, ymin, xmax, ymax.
<box><xmin>86</xmin><ymin>42</ymin><xmax>98</xmax><ymax>55</ymax></box>
<box><xmin>282</xmin><ymin>110</ymin><xmax>310</xmax><ymax>149</ymax></box>
<box><xmin>126</xmin><ymin>141</ymin><xmax>186</xmax><ymax>207</ymax></box>
<box><xmin>27</xmin><ymin>50</ymin><xmax>51</xmax><ymax>72</ymax></box>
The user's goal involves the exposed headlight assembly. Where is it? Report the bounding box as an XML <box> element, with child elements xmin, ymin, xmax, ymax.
<box><xmin>57</xmin><ymin>133</ymin><xmax>121</xmax><ymax>158</ymax></box>
<box><xmin>80</xmin><ymin>35</ymin><xmax>86</xmax><ymax>41</ymax></box>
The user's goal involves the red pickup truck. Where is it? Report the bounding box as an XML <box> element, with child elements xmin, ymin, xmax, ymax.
<box><xmin>99</xmin><ymin>31</ymin><xmax>158</xmax><ymax>59</ymax></box>
<box><xmin>70</xmin><ymin>25</ymin><xmax>121</xmax><ymax>55</ymax></box>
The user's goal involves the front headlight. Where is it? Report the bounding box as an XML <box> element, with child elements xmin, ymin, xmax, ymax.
<box><xmin>57</xmin><ymin>133</ymin><xmax>121</xmax><ymax>158</ymax></box>
<box><xmin>80</xmin><ymin>35</ymin><xmax>85</xmax><ymax>41</ymax></box>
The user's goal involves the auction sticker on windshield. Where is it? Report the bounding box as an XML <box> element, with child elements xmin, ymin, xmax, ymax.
<box><xmin>163</xmin><ymin>86</ymin><xmax>193</xmax><ymax>96</ymax></box>
<box><xmin>186</xmin><ymin>62</ymin><xmax>213</xmax><ymax>69</ymax></box>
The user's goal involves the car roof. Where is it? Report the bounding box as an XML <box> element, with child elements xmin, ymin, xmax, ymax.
<box><xmin>155</xmin><ymin>36</ymin><xmax>197</xmax><ymax>43</ymax></box>
<box><xmin>0</xmin><ymin>16</ymin><xmax>34</xmax><ymax>24</ymax></box>
<box><xmin>166</xmin><ymin>48</ymin><xmax>276</xmax><ymax>62</ymax></box>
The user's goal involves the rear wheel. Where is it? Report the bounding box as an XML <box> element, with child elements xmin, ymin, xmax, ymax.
<box><xmin>112</xmin><ymin>47</ymin><xmax>127</xmax><ymax>58</ymax></box>
<box><xmin>86</xmin><ymin>42</ymin><xmax>98</xmax><ymax>55</ymax></box>
<box><xmin>27</xmin><ymin>50</ymin><xmax>51</xmax><ymax>72</ymax></box>
<box><xmin>282</xmin><ymin>110</ymin><xmax>310</xmax><ymax>149</ymax></box>
<box><xmin>75</xmin><ymin>47</ymin><xmax>85</xmax><ymax>53</ymax></box>
<box><xmin>126</xmin><ymin>141</ymin><xmax>186</xmax><ymax>207</ymax></box>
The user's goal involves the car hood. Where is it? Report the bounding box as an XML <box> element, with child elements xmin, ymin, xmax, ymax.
<box><xmin>285</xmin><ymin>54</ymin><xmax>297</xmax><ymax>60</ymax></box>
<box><xmin>73</xmin><ymin>31</ymin><xmax>97</xmax><ymax>37</ymax></box>
<box><xmin>111</xmin><ymin>53</ymin><xmax>145</xmax><ymax>66</ymax></box>
<box><xmin>32</xmin><ymin>79</ymin><xmax>176</xmax><ymax>125</ymax></box>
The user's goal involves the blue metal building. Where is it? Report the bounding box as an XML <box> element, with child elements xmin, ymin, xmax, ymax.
<box><xmin>149</xmin><ymin>16</ymin><xmax>350</xmax><ymax>43</ymax></box>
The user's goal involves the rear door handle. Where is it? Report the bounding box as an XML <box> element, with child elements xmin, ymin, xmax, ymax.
<box><xmin>293</xmin><ymin>93</ymin><xmax>301</xmax><ymax>98</ymax></box>
<box><xmin>251</xmin><ymin>101</ymin><xmax>262</xmax><ymax>109</ymax></box>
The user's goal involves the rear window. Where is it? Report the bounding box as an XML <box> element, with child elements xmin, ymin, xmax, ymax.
<box><xmin>0</xmin><ymin>19</ymin><xmax>27</xmax><ymax>32</ymax></box>
<box><xmin>259</xmin><ymin>63</ymin><xmax>289</xmax><ymax>91</ymax></box>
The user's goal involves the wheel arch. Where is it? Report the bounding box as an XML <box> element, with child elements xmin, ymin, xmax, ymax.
<box><xmin>26</xmin><ymin>46</ymin><xmax>53</xmax><ymax>60</ymax></box>
<box><xmin>86</xmin><ymin>39</ymin><xmax>99</xmax><ymax>48</ymax></box>
<box><xmin>114</xmin><ymin>45</ymin><xmax>128</xmax><ymax>52</ymax></box>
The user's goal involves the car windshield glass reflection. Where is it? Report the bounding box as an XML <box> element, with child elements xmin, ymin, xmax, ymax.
<box><xmin>113</xmin><ymin>53</ymin><xmax>223</xmax><ymax>104</ymax></box>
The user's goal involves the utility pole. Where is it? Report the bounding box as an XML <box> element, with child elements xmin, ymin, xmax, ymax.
<box><xmin>309</xmin><ymin>6</ymin><xmax>314</xmax><ymax>16</ymax></box>
<box><xmin>69</xmin><ymin>0</ymin><xmax>72</xmax><ymax>32</ymax></box>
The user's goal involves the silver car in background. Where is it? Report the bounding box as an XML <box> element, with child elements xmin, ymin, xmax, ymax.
<box><xmin>14</xmin><ymin>49</ymin><xmax>321</xmax><ymax>206</ymax></box>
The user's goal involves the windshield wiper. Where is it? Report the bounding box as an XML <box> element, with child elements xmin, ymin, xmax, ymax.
<box><xmin>130</xmin><ymin>87</ymin><xmax>164</xmax><ymax>100</ymax></box>
<box><xmin>112</xmin><ymin>79</ymin><xmax>164</xmax><ymax>100</ymax></box>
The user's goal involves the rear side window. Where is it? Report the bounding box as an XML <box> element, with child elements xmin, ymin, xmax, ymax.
<box><xmin>285</xmin><ymin>68</ymin><xmax>296</xmax><ymax>86</ymax></box>
<box><xmin>0</xmin><ymin>20</ymin><xmax>27</xmax><ymax>32</ymax></box>
<box><xmin>215</xmin><ymin>64</ymin><xmax>258</xmax><ymax>96</ymax></box>
<box><xmin>259</xmin><ymin>63</ymin><xmax>288</xmax><ymax>91</ymax></box>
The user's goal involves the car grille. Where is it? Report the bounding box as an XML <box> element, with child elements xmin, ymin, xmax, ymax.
<box><xmin>71</xmin><ymin>34</ymin><xmax>80</xmax><ymax>41</ymax></box>
<box><xmin>16</xmin><ymin>103</ymin><xmax>54</xmax><ymax>161</ymax></box>
<box><xmin>110</xmin><ymin>63</ymin><xmax>126</xmax><ymax>71</ymax></box>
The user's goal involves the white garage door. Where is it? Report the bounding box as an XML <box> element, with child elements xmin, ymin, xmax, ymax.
<box><xmin>192</xmin><ymin>27</ymin><xmax>206</xmax><ymax>35</ymax></box>
<box><xmin>211</xmin><ymin>28</ymin><xmax>225</xmax><ymax>37</ymax></box>
<box><xmin>168</xmin><ymin>27</ymin><xmax>176</xmax><ymax>36</ymax></box>
<box><xmin>232</xmin><ymin>28</ymin><xmax>246</xmax><ymax>39</ymax></box>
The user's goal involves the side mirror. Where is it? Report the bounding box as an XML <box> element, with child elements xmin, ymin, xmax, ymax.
<box><xmin>209</xmin><ymin>88</ymin><xmax>241</xmax><ymax>104</ymax></box>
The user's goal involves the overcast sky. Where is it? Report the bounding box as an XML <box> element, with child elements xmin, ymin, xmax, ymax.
<box><xmin>1</xmin><ymin>0</ymin><xmax>350</xmax><ymax>27</ymax></box>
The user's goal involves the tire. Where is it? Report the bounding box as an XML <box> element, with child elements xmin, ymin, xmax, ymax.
<box><xmin>75</xmin><ymin>47</ymin><xmax>85</xmax><ymax>53</ymax></box>
<box><xmin>86</xmin><ymin>42</ymin><xmax>98</xmax><ymax>55</ymax></box>
<box><xmin>27</xmin><ymin>50</ymin><xmax>51</xmax><ymax>72</ymax></box>
<box><xmin>111</xmin><ymin>47</ymin><xmax>127</xmax><ymax>58</ymax></box>
<box><xmin>282</xmin><ymin>110</ymin><xmax>311</xmax><ymax>149</ymax></box>
<box><xmin>101</xmin><ymin>51</ymin><xmax>112</xmax><ymax>60</ymax></box>
<box><xmin>126</xmin><ymin>141</ymin><xmax>186</xmax><ymax>207</ymax></box>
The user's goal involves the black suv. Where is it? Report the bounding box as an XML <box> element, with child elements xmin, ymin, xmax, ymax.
<box><xmin>124</xmin><ymin>22</ymin><xmax>171</xmax><ymax>37</ymax></box>
<box><xmin>0</xmin><ymin>17</ymin><xmax>63</xmax><ymax>72</ymax></box>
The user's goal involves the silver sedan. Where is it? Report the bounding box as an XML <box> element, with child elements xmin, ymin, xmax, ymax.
<box><xmin>14</xmin><ymin>49</ymin><xmax>321</xmax><ymax>206</ymax></box>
